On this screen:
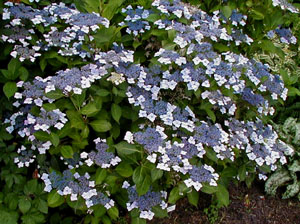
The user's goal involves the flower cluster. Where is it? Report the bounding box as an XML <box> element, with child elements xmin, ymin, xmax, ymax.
<box><xmin>80</xmin><ymin>138</ymin><xmax>121</xmax><ymax>168</ymax></box>
<box><xmin>122</xmin><ymin>181</ymin><xmax>175</xmax><ymax>220</ymax></box>
<box><xmin>272</xmin><ymin>0</ymin><xmax>299</xmax><ymax>13</ymax></box>
<box><xmin>2</xmin><ymin>0</ymin><xmax>298</xmax><ymax>220</ymax></box>
<box><xmin>267</xmin><ymin>28</ymin><xmax>297</xmax><ymax>45</ymax></box>
<box><xmin>119</xmin><ymin>5</ymin><xmax>151</xmax><ymax>36</ymax></box>
<box><xmin>2</xmin><ymin>2</ymin><xmax>109</xmax><ymax>60</ymax></box>
<box><xmin>41</xmin><ymin>171</ymin><xmax>114</xmax><ymax>209</ymax></box>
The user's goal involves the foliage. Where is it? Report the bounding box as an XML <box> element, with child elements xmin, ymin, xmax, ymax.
<box><xmin>265</xmin><ymin>117</ymin><xmax>300</xmax><ymax>200</ymax></box>
<box><xmin>0</xmin><ymin>0</ymin><xmax>299</xmax><ymax>223</ymax></box>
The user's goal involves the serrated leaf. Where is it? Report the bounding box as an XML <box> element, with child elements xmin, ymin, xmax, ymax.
<box><xmin>61</xmin><ymin>145</ymin><xmax>73</xmax><ymax>158</ymax></box>
<box><xmin>90</xmin><ymin>119</ymin><xmax>112</xmax><ymax>132</ymax></box>
<box><xmin>114</xmin><ymin>141</ymin><xmax>140</xmax><ymax>155</ymax></box>
<box><xmin>3</xmin><ymin>82</ymin><xmax>17</xmax><ymax>99</ymax></box>
<box><xmin>18</xmin><ymin>198</ymin><xmax>31</xmax><ymax>214</ymax></box>
<box><xmin>111</xmin><ymin>103</ymin><xmax>122</xmax><ymax>123</ymax></box>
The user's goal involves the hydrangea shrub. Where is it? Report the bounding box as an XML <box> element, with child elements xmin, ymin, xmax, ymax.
<box><xmin>1</xmin><ymin>0</ymin><xmax>299</xmax><ymax>222</ymax></box>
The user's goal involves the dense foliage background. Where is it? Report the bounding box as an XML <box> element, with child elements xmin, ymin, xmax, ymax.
<box><xmin>0</xmin><ymin>0</ymin><xmax>299</xmax><ymax>223</ymax></box>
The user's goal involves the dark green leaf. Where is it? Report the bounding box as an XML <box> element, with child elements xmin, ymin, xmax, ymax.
<box><xmin>50</xmin><ymin>133</ymin><xmax>60</xmax><ymax>147</ymax></box>
<box><xmin>187</xmin><ymin>189</ymin><xmax>199</xmax><ymax>207</ymax></box>
<box><xmin>18</xmin><ymin>198</ymin><xmax>31</xmax><ymax>214</ymax></box>
<box><xmin>136</xmin><ymin>175</ymin><xmax>151</xmax><ymax>195</ymax></box>
<box><xmin>111</xmin><ymin>103</ymin><xmax>122</xmax><ymax>123</ymax></box>
<box><xmin>66</xmin><ymin>110</ymin><xmax>85</xmax><ymax>130</ymax></box>
<box><xmin>216</xmin><ymin>185</ymin><xmax>230</xmax><ymax>207</ymax></box>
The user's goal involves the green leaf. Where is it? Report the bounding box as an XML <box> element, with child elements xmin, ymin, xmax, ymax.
<box><xmin>133</xmin><ymin>166</ymin><xmax>146</xmax><ymax>185</ymax></box>
<box><xmin>50</xmin><ymin>133</ymin><xmax>60</xmax><ymax>147</ymax></box>
<box><xmin>205</xmin><ymin>108</ymin><xmax>216</xmax><ymax>123</ymax></box>
<box><xmin>24</xmin><ymin>179</ymin><xmax>38</xmax><ymax>195</ymax></box>
<box><xmin>81</xmin><ymin>102</ymin><xmax>101</xmax><ymax>117</ymax></box>
<box><xmin>107</xmin><ymin>207</ymin><xmax>119</xmax><ymax>221</ymax></box>
<box><xmin>19</xmin><ymin>67</ymin><xmax>29</xmax><ymax>81</ymax></box>
<box><xmin>152</xmin><ymin>206</ymin><xmax>168</xmax><ymax>218</ymax></box>
<box><xmin>18</xmin><ymin>198</ymin><xmax>31</xmax><ymax>214</ymax></box>
<box><xmin>47</xmin><ymin>191</ymin><xmax>64</xmax><ymax>208</ymax></box>
<box><xmin>71</xmin><ymin>91</ymin><xmax>86</xmax><ymax>109</ymax></box>
<box><xmin>0</xmin><ymin>210</ymin><xmax>18</xmax><ymax>224</ymax></box>
<box><xmin>187</xmin><ymin>189</ymin><xmax>199</xmax><ymax>207</ymax></box>
<box><xmin>151</xmin><ymin>169</ymin><xmax>164</xmax><ymax>182</ymax></box>
<box><xmin>37</xmin><ymin>199</ymin><xmax>48</xmax><ymax>214</ymax></box>
<box><xmin>238</xmin><ymin>164</ymin><xmax>247</xmax><ymax>182</ymax></box>
<box><xmin>221</xmin><ymin>6</ymin><xmax>232</xmax><ymax>18</ymax></box>
<box><xmin>95</xmin><ymin>168</ymin><xmax>107</xmax><ymax>185</ymax></box>
<box><xmin>114</xmin><ymin>141</ymin><xmax>140</xmax><ymax>155</ymax></box>
<box><xmin>115</xmin><ymin>162</ymin><xmax>133</xmax><ymax>177</ymax></box>
<box><xmin>250</xmin><ymin>9</ymin><xmax>264</xmax><ymax>20</ymax></box>
<box><xmin>168</xmin><ymin>187</ymin><xmax>181</xmax><ymax>204</ymax></box>
<box><xmin>101</xmin><ymin>215</ymin><xmax>112</xmax><ymax>224</ymax></box>
<box><xmin>136</xmin><ymin>175</ymin><xmax>151</xmax><ymax>195</ymax></box>
<box><xmin>3</xmin><ymin>82</ymin><xmax>17</xmax><ymax>99</ymax></box>
<box><xmin>66</xmin><ymin>110</ymin><xmax>85</xmax><ymax>130</ymax></box>
<box><xmin>7</xmin><ymin>58</ymin><xmax>21</xmax><ymax>80</ymax></box>
<box><xmin>61</xmin><ymin>145</ymin><xmax>73</xmax><ymax>158</ymax></box>
<box><xmin>201</xmin><ymin>184</ymin><xmax>218</xmax><ymax>194</ymax></box>
<box><xmin>34</xmin><ymin>131</ymin><xmax>51</xmax><ymax>141</ymax></box>
<box><xmin>111</xmin><ymin>103</ymin><xmax>122</xmax><ymax>123</ymax></box>
<box><xmin>216</xmin><ymin>185</ymin><xmax>230</xmax><ymax>207</ymax></box>
<box><xmin>90</xmin><ymin>119</ymin><xmax>112</xmax><ymax>132</ymax></box>
<box><xmin>45</xmin><ymin>89</ymin><xmax>64</xmax><ymax>100</ymax></box>
<box><xmin>102</xmin><ymin>0</ymin><xmax>124</xmax><ymax>20</ymax></box>
<box><xmin>131</xmin><ymin>217</ymin><xmax>146</xmax><ymax>224</ymax></box>
<box><xmin>96</xmin><ymin>89</ymin><xmax>110</xmax><ymax>96</ymax></box>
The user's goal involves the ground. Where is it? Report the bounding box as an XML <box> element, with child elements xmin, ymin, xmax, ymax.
<box><xmin>148</xmin><ymin>181</ymin><xmax>300</xmax><ymax>224</ymax></box>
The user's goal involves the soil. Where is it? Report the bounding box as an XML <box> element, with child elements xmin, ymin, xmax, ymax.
<box><xmin>149</xmin><ymin>181</ymin><xmax>300</xmax><ymax>224</ymax></box>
